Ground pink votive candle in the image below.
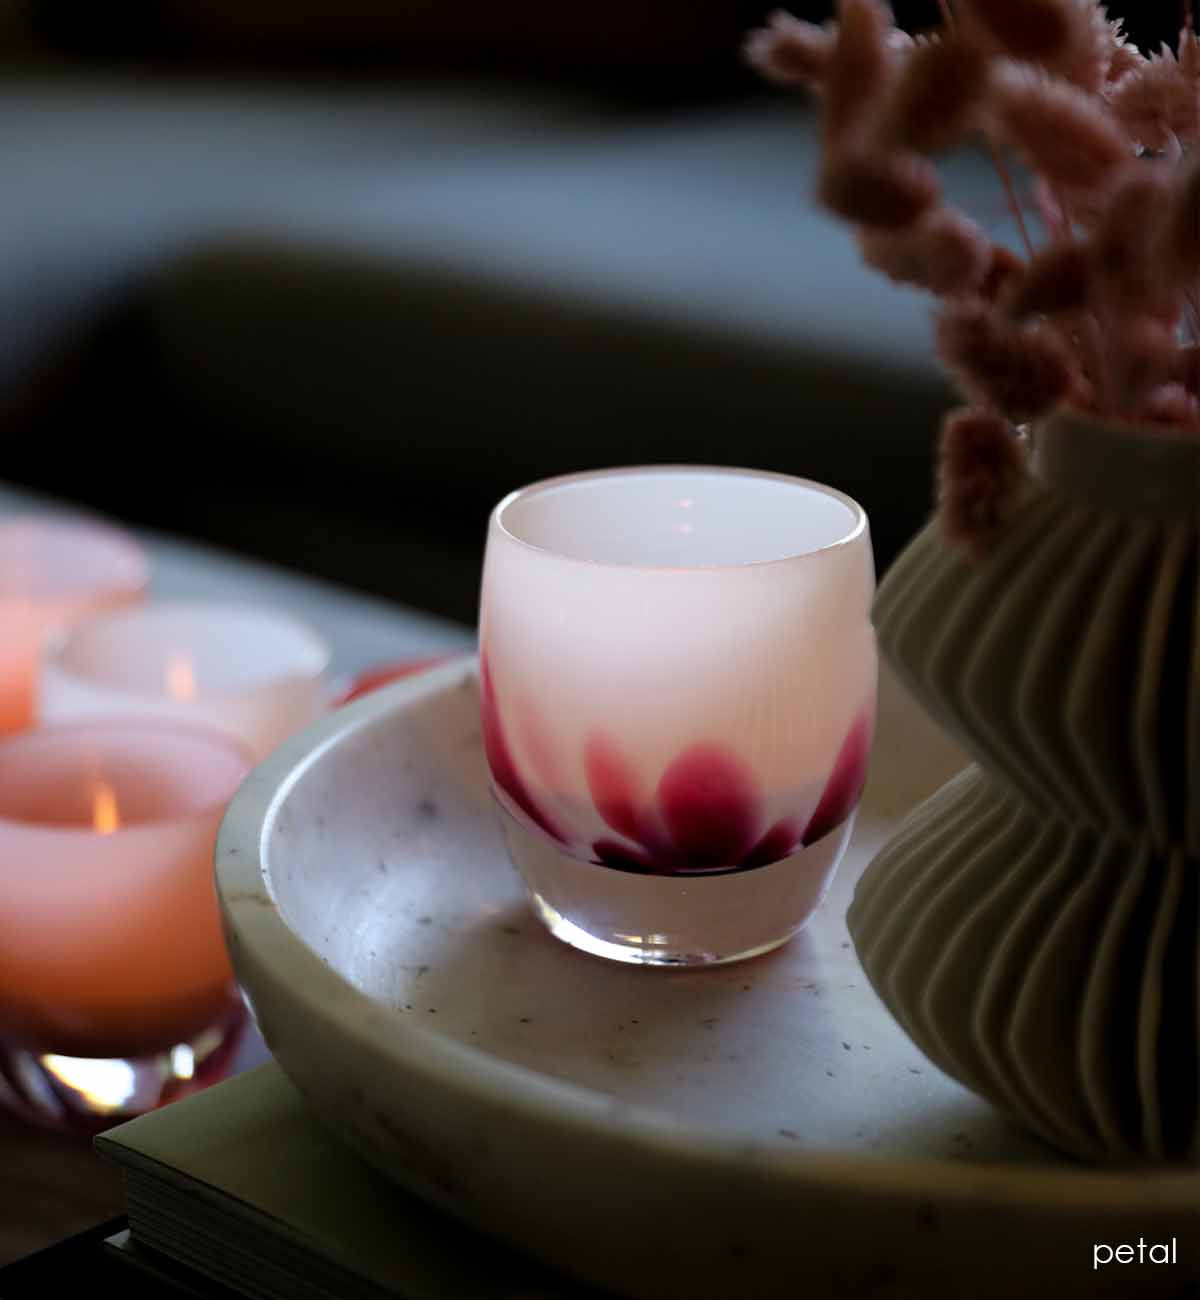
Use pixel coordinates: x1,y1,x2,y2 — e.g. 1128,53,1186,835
0,516,148,734
40,600,330,762
0,721,251,1059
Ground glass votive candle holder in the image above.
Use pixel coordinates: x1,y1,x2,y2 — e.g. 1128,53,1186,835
479,466,877,966
0,721,252,1132
39,599,331,762
0,515,148,734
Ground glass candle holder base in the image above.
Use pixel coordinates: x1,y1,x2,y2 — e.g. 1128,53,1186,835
0,998,246,1136
502,810,854,967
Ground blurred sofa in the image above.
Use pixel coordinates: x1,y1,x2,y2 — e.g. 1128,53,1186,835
1,15,979,624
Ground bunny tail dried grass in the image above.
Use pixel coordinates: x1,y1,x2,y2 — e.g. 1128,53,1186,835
1142,382,1200,425
1061,1,1130,92
1107,43,1200,150
1172,344,1200,393
1093,166,1173,304
1002,242,1093,317
936,298,1075,421
1111,316,1179,410
980,245,1028,301
882,32,989,152
989,63,1130,191
859,207,993,294
742,11,835,90
957,0,1073,62
1159,154,1200,284
824,0,897,142
1105,20,1146,84
818,149,941,228
938,407,1030,559
959,0,1111,88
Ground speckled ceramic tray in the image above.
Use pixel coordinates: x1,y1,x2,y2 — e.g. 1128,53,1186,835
217,658,1200,1300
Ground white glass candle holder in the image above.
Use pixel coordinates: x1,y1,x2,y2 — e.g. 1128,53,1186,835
0,515,148,734
480,466,877,966
0,721,251,1131
40,600,331,762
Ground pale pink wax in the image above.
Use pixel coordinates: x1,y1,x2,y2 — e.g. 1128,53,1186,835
0,517,148,734
0,722,250,1058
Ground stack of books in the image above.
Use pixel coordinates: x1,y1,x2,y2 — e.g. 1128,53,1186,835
96,1065,598,1299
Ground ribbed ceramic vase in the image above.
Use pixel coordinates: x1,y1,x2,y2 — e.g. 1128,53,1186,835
848,409,1200,1163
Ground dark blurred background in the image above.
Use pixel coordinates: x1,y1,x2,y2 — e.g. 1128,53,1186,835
0,1,1177,623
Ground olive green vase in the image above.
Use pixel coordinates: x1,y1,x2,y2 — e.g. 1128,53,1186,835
848,410,1200,1163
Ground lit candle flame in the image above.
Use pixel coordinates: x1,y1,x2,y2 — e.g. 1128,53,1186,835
166,655,197,702
92,781,120,835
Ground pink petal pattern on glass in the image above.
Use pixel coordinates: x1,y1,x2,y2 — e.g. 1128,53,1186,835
516,693,563,794
742,818,802,870
481,657,873,877
584,733,644,842
582,708,873,877
585,732,787,877
479,654,569,846
657,744,762,869
592,838,656,875
801,710,874,846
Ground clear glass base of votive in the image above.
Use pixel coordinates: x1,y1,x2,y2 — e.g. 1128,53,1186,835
0,998,247,1136
502,811,854,967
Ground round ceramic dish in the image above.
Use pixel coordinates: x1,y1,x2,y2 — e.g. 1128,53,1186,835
216,658,1200,1300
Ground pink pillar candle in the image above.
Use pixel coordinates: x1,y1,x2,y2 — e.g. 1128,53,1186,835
0,721,251,1059
0,516,148,734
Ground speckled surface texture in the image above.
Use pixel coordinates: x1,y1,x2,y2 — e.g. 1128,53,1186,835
260,671,1029,1158
218,659,1200,1299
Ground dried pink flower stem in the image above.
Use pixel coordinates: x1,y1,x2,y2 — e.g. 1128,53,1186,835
937,0,1037,260
989,142,1037,257
1085,314,1117,412
1047,181,1074,241
748,0,1200,558
1045,177,1117,411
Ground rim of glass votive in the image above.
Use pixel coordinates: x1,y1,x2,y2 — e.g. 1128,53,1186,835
491,465,868,570
0,719,253,833
0,514,149,598
43,598,332,702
